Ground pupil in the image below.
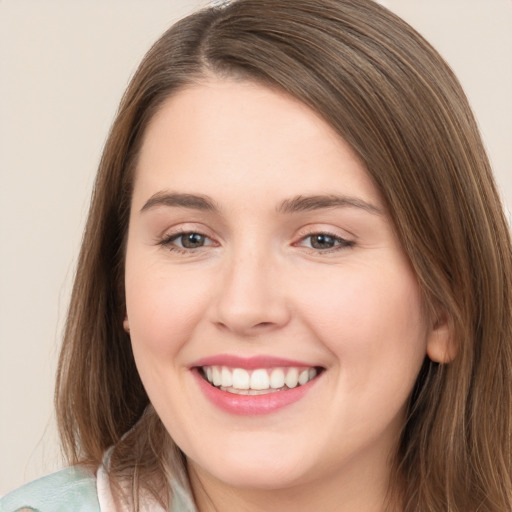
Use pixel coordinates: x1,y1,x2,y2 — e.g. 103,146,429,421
311,234,335,249
183,233,204,248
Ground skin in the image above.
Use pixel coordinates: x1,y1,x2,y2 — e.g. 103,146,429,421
124,78,451,512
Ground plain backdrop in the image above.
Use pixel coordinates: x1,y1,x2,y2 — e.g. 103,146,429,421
1,0,511,496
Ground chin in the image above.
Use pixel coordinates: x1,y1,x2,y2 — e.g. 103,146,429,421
190,448,315,491
211,467,306,491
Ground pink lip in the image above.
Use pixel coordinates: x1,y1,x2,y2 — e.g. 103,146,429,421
190,360,321,416
191,354,313,369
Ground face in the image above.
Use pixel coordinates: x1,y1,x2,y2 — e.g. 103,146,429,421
124,79,440,496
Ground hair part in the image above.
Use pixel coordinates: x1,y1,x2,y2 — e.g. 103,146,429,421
55,1,512,510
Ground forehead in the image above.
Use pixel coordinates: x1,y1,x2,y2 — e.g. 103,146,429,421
133,78,382,210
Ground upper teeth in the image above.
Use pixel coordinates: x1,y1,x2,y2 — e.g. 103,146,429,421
203,366,318,394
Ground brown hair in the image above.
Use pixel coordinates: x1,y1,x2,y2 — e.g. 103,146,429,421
55,0,512,510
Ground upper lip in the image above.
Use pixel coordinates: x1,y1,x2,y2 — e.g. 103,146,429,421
190,354,319,369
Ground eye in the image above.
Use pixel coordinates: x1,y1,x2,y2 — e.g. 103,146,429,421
160,231,216,251
298,233,353,251
174,232,208,249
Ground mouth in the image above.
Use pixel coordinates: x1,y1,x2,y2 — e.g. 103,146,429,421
198,365,323,395
190,355,325,414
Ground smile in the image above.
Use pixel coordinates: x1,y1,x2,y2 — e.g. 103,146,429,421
191,355,324,415
201,366,319,395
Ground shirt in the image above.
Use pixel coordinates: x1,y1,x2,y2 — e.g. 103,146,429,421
0,463,197,512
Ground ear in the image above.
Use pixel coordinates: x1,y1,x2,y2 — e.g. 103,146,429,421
123,316,130,333
426,310,456,363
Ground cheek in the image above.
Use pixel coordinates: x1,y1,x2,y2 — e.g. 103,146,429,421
294,262,428,445
124,260,214,423
124,259,211,359
296,260,428,379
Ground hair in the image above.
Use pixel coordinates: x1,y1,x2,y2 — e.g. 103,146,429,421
55,0,512,510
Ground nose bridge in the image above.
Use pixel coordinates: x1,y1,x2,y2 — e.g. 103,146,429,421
212,238,290,334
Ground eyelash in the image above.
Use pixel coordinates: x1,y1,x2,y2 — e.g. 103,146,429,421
158,230,217,255
157,230,354,255
296,232,355,253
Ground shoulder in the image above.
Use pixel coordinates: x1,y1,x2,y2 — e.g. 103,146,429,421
0,466,100,512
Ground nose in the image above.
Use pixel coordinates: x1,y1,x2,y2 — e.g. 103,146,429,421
211,249,291,336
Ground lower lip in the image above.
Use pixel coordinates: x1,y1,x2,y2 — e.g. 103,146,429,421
192,368,320,415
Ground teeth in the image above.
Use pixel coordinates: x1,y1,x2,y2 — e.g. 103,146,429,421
298,369,309,386
270,368,285,389
251,369,270,390
202,365,319,393
221,367,232,388
285,367,299,388
212,366,222,386
232,368,250,389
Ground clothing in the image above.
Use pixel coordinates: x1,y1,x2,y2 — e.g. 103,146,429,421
0,466,99,512
0,464,196,512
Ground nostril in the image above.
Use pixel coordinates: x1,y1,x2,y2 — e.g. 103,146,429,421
213,320,277,333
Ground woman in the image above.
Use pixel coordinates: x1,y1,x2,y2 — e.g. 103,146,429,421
2,0,511,510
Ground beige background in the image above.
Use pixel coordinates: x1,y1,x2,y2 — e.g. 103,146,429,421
1,0,511,496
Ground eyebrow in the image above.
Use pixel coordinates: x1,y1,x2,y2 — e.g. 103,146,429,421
277,194,383,215
140,191,382,216
140,192,219,213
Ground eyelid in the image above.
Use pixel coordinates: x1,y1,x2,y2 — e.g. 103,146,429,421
292,226,355,253
155,223,354,254
167,232,216,246
294,224,355,242
156,223,220,253
157,222,216,241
